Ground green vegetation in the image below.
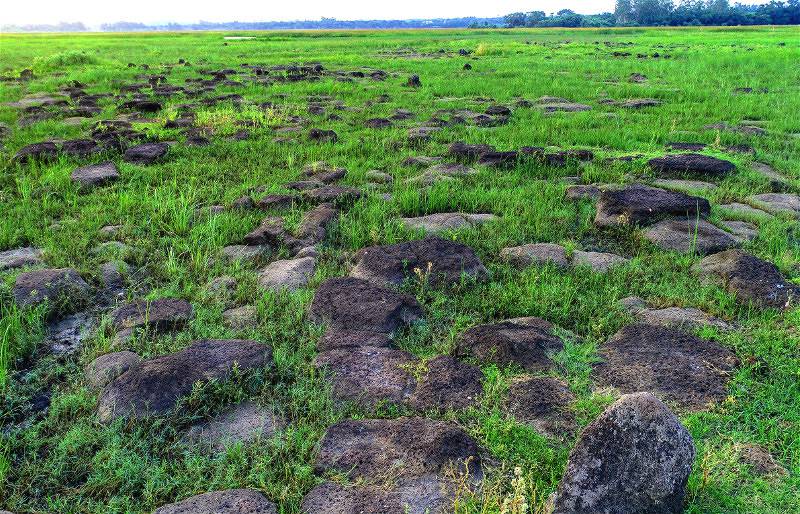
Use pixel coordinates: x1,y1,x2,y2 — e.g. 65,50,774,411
0,26,799,513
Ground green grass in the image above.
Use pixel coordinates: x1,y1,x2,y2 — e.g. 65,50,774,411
1,26,799,513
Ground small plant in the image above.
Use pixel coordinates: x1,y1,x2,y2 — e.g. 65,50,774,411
33,50,98,71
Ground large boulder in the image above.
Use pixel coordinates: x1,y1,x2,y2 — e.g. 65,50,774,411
455,317,564,372
548,393,695,514
593,324,737,410
595,184,710,227
694,249,799,309
12,268,90,311
153,489,276,514
643,218,739,255
309,277,423,333
648,153,736,177
97,339,271,421
350,237,487,287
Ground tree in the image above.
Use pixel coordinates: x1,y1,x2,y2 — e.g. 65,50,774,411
615,0,635,23
504,12,527,27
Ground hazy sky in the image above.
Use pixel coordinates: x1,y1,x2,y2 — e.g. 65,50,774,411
8,0,633,26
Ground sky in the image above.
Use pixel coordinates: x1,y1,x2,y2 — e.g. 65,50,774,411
6,0,632,26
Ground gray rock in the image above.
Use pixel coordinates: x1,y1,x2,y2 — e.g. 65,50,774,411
749,193,800,217
564,184,602,201
184,401,283,451
722,220,758,242
719,202,773,219
153,489,276,514
648,153,735,178
219,245,271,265
548,393,695,514
400,212,497,234
13,268,90,312
123,142,169,165
365,170,393,184
644,218,739,255
410,162,477,186
86,351,142,390
222,305,259,330
652,178,718,192
751,162,789,191
500,243,569,268
619,297,733,331
111,298,193,334
571,250,629,272
47,311,95,355
205,275,237,306
456,317,563,372
70,161,120,188
0,247,43,271
257,257,315,291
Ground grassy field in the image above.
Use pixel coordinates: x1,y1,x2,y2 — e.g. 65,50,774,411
1,26,799,513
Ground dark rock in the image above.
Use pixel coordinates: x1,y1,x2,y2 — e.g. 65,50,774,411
666,142,707,152
13,268,90,312
648,153,736,177
256,194,294,211
351,237,487,287
595,184,710,227
153,489,276,514
448,141,496,161
47,312,94,355
86,351,142,390
71,161,120,188
13,142,58,163
302,185,363,206
486,105,511,116
455,317,563,372
98,339,271,421
61,138,99,157
317,328,394,351
409,355,483,411
296,203,339,242
111,298,193,334
694,249,799,309
406,74,422,87
505,376,576,437
123,142,169,164
644,218,740,255
478,151,518,167
548,393,695,514
593,324,737,410
309,277,423,334
0,247,43,271
301,482,407,514
365,118,392,129
308,128,338,143
243,217,289,247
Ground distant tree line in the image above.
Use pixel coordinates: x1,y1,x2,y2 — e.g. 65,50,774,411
504,0,800,27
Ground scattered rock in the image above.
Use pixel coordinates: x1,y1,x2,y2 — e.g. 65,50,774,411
86,351,142,390
222,305,259,330
411,162,477,185
317,328,394,351
571,250,629,272
123,142,169,164
308,128,338,143
618,296,733,331
309,277,423,333
296,203,339,242
71,161,120,188
365,170,393,184
400,212,497,234
456,317,563,372
303,185,363,206
505,376,576,437
548,393,695,514
595,184,710,227
0,247,43,271
501,243,569,268
153,490,276,514
257,257,316,291
644,218,740,255
593,323,737,410
719,202,773,218
749,193,800,217
351,237,487,287
752,162,789,191
184,401,283,451
406,74,422,87
648,153,735,177
722,220,758,242
256,194,294,211
565,184,602,201
13,142,58,163
47,312,94,355
735,443,788,477
98,339,271,421
652,178,718,192
111,298,193,334
13,268,90,312
219,245,271,265
409,355,483,411
694,249,798,309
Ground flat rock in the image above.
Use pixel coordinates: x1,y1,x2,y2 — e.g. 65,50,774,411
694,249,799,309
408,355,483,411
648,153,735,177
399,213,497,234
302,185,363,206
595,184,711,227
571,250,629,272
735,443,788,477
652,178,718,192
501,243,569,268
719,202,773,218
565,184,602,201
749,193,800,217
593,323,737,410
257,257,315,291
184,401,282,451
296,203,339,242
301,482,415,514
98,339,271,421
111,298,193,333
317,328,394,351
455,317,563,372
505,376,576,438
644,218,739,255
222,305,259,330
13,268,90,311
71,161,120,188
752,162,789,191
537,102,592,113
722,220,758,242
0,247,43,271
309,277,423,333
123,142,169,164
350,237,487,287
548,393,695,514
619,297,733,331
153,489,276,514
13,142,58,163
86,351,142,390
219,245,271,265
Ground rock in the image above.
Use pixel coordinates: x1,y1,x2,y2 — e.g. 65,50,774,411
184,401,282,452
13,142,58,163
409,355,483,412
351,237,487,288
722,220,758,242
593,324,737,410
548,393,695,514
62,139,100,157
565,184,602,201
222,305,259,330
99,225,123,240
303,185,363,206
0,247,43,271
402,155,442,167
400,212,497,234
571,250,629,272
301,482,410,514
644,218,740,255
365,118,392,129
500,243,569,268
619,297,733,331
752,162,789,191
153,489,276,514
231,195,255,210
205,275,237,306
98,339,271,421
411,162,476,185
111,298,193,334
13,268,90,312
256,194,294,211
407,126,440,145
365,170,393,184
243,217,289,246
309,277,423,333
123,142,169,164
505,376,576,437
257,257,315,291
648,153,735,177
537,102,592,113
70,161,120,188
314,346,417,407
595,184,711,227
694,249,799,309
719,202,773,218
313,417,481,513
666,142,707,151
297,203,339,242
652,179,718,192
308,128,338,143
317,328,394,351
455,317,563,372
620,98,662,108
47,312,94,355
406,74,422,87
735,443,787,477
302,162,347,183
448,141,496,161
749,193,800,217
219,245,271,265
477,151,518,168
85,351,142,390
